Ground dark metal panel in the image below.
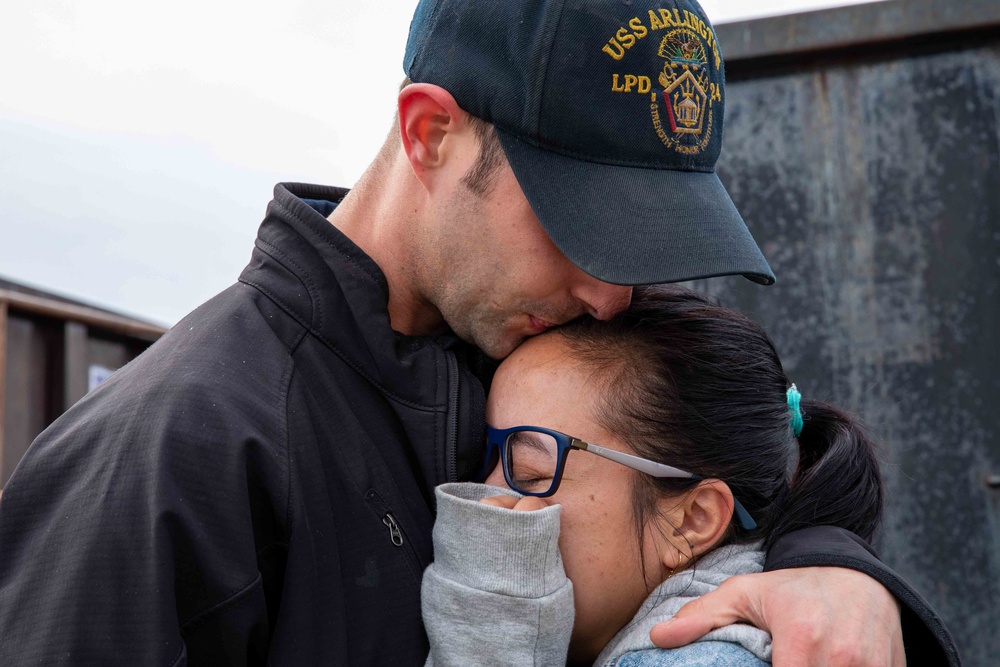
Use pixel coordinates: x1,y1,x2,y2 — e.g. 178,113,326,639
63,321,88,411
0,301,7,486
716,0,1000,62
87,335,133,371
692,32,1000,665
0,281,165,490
1,315,154,488
84,333,134,395
1,314,61,487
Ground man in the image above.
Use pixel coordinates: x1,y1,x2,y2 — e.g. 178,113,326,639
0,0,957,665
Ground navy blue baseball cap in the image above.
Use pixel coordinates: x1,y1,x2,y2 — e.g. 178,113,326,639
404,0,774,286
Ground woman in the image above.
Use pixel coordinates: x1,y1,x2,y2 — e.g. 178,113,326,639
421,286,883,666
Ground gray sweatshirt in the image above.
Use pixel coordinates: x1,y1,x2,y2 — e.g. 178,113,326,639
422,483,771,666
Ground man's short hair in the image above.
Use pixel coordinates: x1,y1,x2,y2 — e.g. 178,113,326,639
460,109,504,196
378,78,505,196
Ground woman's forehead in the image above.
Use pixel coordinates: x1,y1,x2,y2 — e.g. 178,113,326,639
488,334,599,426
494,335,573,391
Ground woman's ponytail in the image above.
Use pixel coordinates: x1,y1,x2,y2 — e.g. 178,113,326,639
766,399,884,550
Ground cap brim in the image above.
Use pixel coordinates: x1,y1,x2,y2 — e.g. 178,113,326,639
496,128,775,286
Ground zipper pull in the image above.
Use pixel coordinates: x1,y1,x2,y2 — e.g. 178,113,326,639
382,513,404,547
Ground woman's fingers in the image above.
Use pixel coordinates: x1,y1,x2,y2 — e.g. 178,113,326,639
479,495,547,512
512,496,547,512
648,578,751,647
479,495,520,509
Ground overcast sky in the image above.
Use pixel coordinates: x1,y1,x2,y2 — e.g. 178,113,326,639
0,0,883,326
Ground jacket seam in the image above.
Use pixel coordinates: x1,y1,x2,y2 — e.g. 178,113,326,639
254,236,321,331
279,353,296,542
171,350,295,641
240,270,445,415
272,197,385,289
178,573,264,635
251,197,449,414
256,541,290,559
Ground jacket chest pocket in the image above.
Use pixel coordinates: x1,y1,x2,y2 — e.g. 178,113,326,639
364,489,424,587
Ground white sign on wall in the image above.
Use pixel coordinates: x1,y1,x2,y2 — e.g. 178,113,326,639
88,365,115,393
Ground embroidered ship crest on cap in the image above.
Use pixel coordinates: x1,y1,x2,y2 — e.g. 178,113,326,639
651,27,718,155
600,7,724,158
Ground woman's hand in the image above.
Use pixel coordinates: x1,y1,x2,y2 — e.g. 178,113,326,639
480,495,548,511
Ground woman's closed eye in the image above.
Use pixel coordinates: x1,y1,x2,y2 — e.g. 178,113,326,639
509,463,553,491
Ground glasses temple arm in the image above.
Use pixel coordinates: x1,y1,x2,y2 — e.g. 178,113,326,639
573,440,696,479
573,440,758,531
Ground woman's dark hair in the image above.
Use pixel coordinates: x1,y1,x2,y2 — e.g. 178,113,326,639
557,285,883,554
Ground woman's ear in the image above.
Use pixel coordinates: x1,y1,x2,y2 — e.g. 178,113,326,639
396,83,475,192
670,480,736,559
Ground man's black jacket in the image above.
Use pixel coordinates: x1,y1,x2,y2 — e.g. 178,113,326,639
0,183,958,665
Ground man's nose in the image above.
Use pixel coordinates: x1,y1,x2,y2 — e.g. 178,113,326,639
573,280,633,321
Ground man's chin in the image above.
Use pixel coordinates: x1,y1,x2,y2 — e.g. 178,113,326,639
468,316,560,359
472,328,531,360
478,337,522,360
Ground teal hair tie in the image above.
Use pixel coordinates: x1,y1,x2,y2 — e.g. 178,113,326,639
787,384,804,437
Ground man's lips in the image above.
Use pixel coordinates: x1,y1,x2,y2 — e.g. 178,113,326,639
528,315,556,333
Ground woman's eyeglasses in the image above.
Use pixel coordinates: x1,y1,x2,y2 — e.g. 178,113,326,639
478,424,757,531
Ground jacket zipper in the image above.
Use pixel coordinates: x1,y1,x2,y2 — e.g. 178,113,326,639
366,489,422,585
382,513,403,546
444,352,461,483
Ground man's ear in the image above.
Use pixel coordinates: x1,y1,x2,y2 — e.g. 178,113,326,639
666,480,737,562
397,83,474,192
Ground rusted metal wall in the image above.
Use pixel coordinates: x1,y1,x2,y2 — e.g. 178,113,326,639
690,2,1000,664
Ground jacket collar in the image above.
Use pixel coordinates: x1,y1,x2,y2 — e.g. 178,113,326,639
241,182,474,412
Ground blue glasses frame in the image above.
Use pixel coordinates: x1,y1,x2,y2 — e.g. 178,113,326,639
480,425,756,531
